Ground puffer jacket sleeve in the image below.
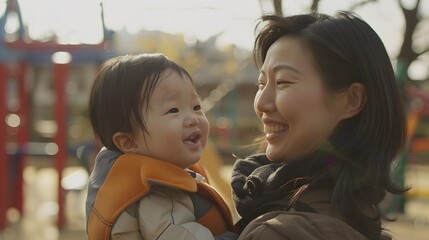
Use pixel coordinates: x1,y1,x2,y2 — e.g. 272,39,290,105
156,222,214,240
111,185,215,240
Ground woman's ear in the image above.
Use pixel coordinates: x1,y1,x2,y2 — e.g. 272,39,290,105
112,132,139,153
338,82,367,120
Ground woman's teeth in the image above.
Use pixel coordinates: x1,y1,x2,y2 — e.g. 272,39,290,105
264,124,288,134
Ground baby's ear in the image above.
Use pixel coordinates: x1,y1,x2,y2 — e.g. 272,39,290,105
112,132,138,153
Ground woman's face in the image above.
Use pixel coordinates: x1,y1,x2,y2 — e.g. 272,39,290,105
255,36,344,162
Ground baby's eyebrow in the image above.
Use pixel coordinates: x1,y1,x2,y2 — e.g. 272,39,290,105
162,92,178,103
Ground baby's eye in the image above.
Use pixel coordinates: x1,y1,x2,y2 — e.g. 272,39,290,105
194,105,202,111
166,108,179,114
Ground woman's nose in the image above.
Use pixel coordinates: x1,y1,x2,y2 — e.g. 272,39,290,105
255,86,276,114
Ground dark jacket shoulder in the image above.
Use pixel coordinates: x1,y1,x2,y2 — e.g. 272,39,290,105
238,211,368,240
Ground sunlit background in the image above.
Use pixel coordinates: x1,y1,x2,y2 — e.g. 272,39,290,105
0,0,428,239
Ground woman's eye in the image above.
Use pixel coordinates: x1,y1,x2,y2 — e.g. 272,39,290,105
194,105,202,111
166,108,179,114
277,80,292,86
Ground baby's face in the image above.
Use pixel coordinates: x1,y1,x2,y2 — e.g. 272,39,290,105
133,71,209,168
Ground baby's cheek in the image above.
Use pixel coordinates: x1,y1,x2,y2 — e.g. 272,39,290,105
201,118,210,141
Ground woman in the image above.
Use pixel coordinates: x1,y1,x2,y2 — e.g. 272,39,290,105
231,11,406,240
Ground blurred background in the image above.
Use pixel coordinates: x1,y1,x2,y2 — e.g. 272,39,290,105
0,0,428,239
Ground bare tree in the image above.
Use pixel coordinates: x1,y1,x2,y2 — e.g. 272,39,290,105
270,0,428,82
391,0,429,213
270,0,321,15
310,0,321,12
397,0,428,83
350,0,377,11
273,0,283,16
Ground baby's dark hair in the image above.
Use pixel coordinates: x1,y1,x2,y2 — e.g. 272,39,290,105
89,53,192,151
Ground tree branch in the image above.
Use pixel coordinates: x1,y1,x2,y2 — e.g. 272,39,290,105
415,0,422,11
350,0,377,11
399,0,422,20
398,0,404,9
417,47,429,57
310,0,320,12
273,0,283,16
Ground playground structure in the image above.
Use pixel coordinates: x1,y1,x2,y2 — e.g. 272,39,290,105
0,0,428,233
403,84,429,198
0,0,114,229
0,0,235,231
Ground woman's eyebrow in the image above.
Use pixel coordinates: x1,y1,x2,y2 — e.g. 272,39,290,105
259,63,301,75
272,64,301,74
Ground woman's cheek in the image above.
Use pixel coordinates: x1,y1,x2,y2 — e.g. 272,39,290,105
283,90,321,116
291,91,331,130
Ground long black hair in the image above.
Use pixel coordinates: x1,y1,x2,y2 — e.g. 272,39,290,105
254,11,407,239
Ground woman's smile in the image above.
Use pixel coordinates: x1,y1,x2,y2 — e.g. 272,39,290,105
264,123,289,141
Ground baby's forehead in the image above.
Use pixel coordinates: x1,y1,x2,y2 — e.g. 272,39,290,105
159,87,199,101
157,76,194,89
155,76,198,99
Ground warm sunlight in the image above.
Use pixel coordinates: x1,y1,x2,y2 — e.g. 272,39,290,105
5,0,425,53
18,0,104,44
1,1,429,240
1,0,425,78
13,0,262,49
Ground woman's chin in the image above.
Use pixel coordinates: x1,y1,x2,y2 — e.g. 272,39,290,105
265,149,283,162
265,147,301,163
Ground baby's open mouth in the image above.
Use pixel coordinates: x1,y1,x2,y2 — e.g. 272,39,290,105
185,133,201,144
